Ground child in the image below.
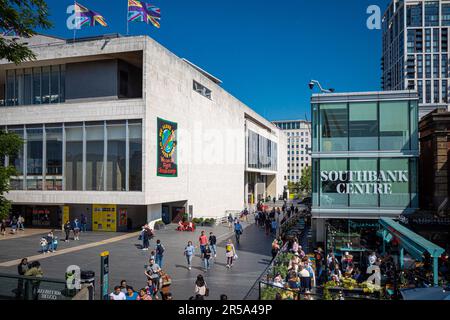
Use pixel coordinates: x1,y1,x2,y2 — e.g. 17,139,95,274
40,237,48,254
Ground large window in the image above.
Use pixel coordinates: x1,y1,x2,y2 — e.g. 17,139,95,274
26,126,43,190
46,125,63,190
5,120,143,192
319,159,348,208
315,158,417,209
246,130,278,171
379,101,410,150
65,124,83,191
349,102,378,151
8,126,24,190
320,103,348,152
407,4,422,27
86,123,105,191
443,4,450,26
425,1,439,26
129,120,142,191
380,158,410,207
107,121,126,191
3,65,65,107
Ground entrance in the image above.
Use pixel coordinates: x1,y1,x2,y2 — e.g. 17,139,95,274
11,205,62,228
171,207,185,223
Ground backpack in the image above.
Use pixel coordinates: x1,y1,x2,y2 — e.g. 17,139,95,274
156,244,165,255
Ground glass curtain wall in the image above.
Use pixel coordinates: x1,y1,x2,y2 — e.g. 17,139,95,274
46,125,63,190
129,120,142,191
65,124,83,191
6,121,142,191
315,100,414,152
106,121,126,191
3,65,65,107
246,129,278,171
86,123,105,191
26,126,43,190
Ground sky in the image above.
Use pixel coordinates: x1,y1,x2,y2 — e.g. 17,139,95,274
38,0,391,121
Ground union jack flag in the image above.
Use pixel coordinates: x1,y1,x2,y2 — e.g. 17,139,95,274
128,0,161,29
74,2,108,28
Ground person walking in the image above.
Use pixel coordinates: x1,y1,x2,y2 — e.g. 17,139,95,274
10,216,18,234
110,286,126,300
203,244,212,271
199,231,208,256
63,220,71,242
73,219,81,240
234,221,243,244
17,215,25,231
194,275,208,298
225,239,236,269
144,258,162,284
1,219,7,236
227,213,233,229
209,232,217,258
184,241,195,270
80,214,87,232
155,240,165,268
264,217,271,236
125,286,139,300
142,226,150,251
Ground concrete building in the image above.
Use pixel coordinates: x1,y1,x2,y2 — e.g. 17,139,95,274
311,91,419,243
0,33,287,231
382,0,450,118
272,120,311,183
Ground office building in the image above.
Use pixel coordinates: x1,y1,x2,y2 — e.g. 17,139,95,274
382,0,450,117
272,120,311,183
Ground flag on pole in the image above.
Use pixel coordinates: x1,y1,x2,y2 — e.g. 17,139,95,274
128,0,161,28
74,2,108,28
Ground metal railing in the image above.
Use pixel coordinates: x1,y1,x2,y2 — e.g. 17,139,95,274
0,272,78,300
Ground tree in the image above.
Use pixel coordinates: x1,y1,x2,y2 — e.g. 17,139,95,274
0,131,23,219
0,0,52,64
299,166,312,194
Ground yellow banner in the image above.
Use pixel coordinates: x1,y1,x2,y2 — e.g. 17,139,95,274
92,204,117,232
62,206,70,228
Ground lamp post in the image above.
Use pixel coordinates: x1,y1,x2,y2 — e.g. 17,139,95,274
308,80,335,94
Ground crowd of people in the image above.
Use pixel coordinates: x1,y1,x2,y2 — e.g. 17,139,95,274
1,215,25,235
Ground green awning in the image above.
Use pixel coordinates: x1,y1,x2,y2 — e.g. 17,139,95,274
379,218,445,259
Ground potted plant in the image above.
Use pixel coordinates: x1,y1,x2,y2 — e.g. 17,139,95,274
203,218,216,227
154,220,165,230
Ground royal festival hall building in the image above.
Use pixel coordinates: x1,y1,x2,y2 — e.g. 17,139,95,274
0,33,287,231
311,91,420,243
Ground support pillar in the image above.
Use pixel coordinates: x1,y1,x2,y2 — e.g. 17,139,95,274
399,247,404,270
433,256,439,287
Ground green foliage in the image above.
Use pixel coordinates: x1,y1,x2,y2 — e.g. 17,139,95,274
0,131,23,220
260,286,283,300
192,218,204,224
154,220,165,226
0,0,52,64
299,166,312,194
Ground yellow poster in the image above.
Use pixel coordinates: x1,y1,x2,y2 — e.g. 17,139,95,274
92,204,117,232
62,206,70,229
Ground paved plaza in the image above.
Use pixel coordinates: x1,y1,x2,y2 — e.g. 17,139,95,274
0,220,274,300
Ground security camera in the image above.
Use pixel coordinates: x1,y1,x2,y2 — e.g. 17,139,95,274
308,81,315,90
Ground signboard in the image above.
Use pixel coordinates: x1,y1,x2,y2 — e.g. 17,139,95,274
157,117,178,177
119,209,127,227
320,170,408,195
100,251,109,300
92,204,117,232
62,206,70,228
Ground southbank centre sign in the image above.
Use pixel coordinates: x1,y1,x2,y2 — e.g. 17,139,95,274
320,170,409,195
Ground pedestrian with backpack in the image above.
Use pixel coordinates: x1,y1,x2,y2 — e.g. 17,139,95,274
155,240,165,268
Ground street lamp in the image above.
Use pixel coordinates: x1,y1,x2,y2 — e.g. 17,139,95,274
308,80,335,93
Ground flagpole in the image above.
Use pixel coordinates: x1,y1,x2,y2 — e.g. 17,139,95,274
126,1,129,36
73,1,76,45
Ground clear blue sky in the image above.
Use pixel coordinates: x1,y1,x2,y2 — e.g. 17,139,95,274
40,0,390,121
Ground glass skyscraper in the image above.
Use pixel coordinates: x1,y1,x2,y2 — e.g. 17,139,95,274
382,0,450,117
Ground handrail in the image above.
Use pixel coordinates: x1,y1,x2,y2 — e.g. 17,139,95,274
0,272,66,284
